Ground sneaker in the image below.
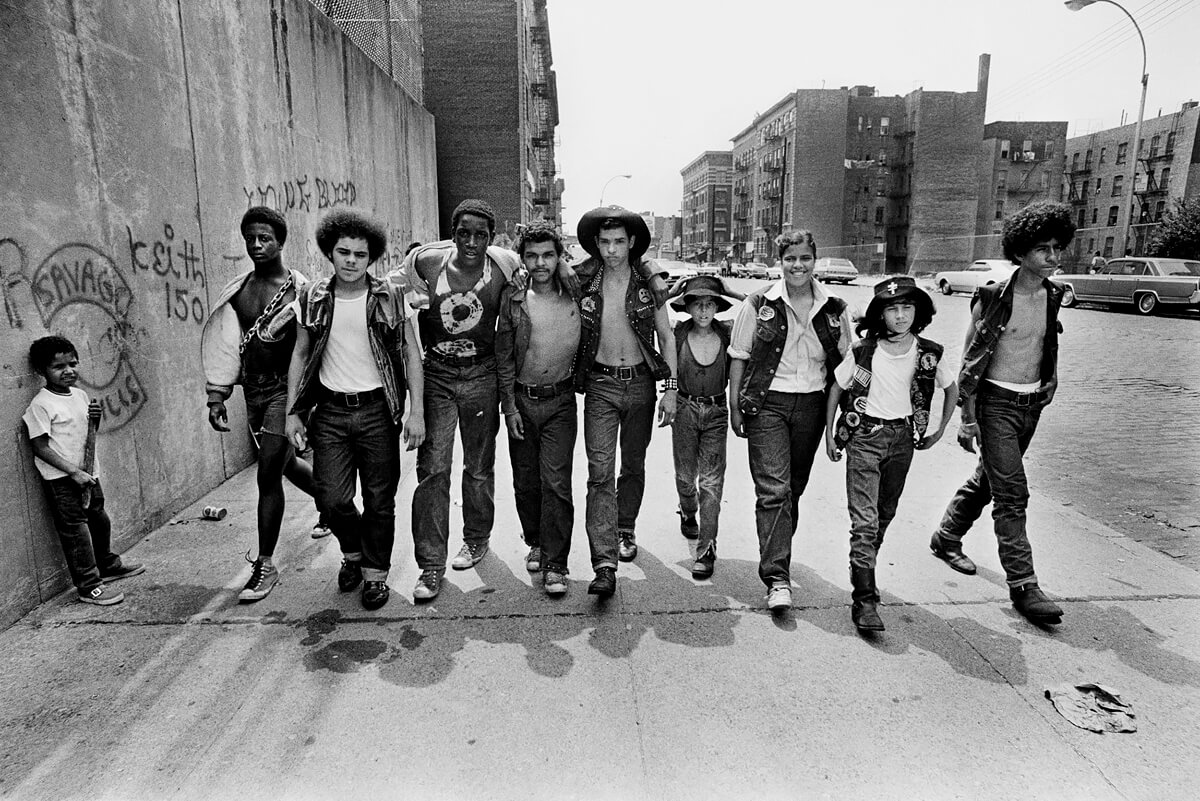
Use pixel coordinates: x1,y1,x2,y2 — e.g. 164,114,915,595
413,569,444,602
524,546,542,573
451,542,489,570
337,560,363,592
543,570,568,597
617,531,638,562
100,563,145,582
588,567,617,597
78,584,124,606
766,584,792,611
238,557,278,602
361,580,390,610
311,521,333,539
679,509,699,540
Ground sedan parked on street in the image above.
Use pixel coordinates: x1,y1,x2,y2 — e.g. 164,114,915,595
743,262,770,280
813,257,859,284
934,259,1017,295
1055,257,1200,315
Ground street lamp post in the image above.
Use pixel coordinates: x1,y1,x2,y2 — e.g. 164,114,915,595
1065,0,1148,255
599,173,632,207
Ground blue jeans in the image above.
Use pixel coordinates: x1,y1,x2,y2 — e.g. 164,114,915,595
934,393,1043,587
508,390,577,573
42,477,122,593
745,390,826,588
845,422,915,569
310,397,400,581
583,373,656,570
412,362,501,570
672,397,728,554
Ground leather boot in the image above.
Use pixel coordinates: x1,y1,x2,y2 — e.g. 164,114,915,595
850,566,885,632
1010,583,1063,623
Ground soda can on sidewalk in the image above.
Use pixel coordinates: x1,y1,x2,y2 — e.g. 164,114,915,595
201,506,227,521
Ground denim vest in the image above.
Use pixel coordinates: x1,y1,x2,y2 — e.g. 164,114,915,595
573,261,670,391
291,273,409,423
833,336,944,449
737,291,846,416
958,277,1063,403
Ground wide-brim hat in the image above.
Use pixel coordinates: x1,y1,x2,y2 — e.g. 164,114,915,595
864,275,935,322
577,206,651,262
669,275,735,312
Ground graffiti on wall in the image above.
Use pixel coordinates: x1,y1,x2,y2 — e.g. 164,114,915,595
1,237,30,328
242,175,357,213
127,223,206,325
27,243,147,429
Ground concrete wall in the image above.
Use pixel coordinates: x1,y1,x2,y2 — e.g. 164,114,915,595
0,0,438,627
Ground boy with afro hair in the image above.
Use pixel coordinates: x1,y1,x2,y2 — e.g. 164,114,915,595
285,208,425,611
929,200,1076,624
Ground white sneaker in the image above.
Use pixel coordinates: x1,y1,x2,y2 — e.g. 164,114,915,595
766,584,792,611
524,546,542,573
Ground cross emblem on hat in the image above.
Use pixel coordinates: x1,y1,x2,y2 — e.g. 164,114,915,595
886,281,898,294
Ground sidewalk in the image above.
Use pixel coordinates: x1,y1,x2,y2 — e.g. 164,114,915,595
2,432,1198,800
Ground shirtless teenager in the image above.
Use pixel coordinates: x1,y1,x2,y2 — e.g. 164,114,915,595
496,222,580,596
572,206,677,598
929,201,1075,624
200,207,325,603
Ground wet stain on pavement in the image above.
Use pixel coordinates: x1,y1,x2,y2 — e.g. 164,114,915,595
398,626,425,650
298,608,342,646
305,639,388,673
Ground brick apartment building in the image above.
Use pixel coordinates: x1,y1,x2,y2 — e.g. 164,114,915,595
680,151,734,262
1064,101,1200,262
714,55,991,275
421,0,561,240
973,121,1068,258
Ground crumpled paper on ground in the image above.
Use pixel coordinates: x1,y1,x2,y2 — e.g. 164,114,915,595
1044,683,1137,733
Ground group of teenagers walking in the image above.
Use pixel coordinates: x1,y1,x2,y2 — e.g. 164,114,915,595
24,195,1077,631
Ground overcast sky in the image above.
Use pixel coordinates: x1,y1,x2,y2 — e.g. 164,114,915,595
547,0,1198,233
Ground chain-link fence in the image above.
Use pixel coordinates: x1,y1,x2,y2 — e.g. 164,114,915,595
305,0,423,103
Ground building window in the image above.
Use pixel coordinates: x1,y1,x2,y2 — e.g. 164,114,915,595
1107,206,1119,226
997,170,1007,190
1078,208,1086,228
1099,146,1106,164
1149,134,1160,157
880,117,889,136
857,116,863,132
875,207,884,224
1160,168,1170,190
1092,207,1098,224
1040,172,1048,190
1155,200,1166,221
1000,140,1011,159
1095,178,1102,195
1071,152,1079,170
997,201,1005,220
1112,174,1123,196
1103,236,1114,258
1116,142,1127,164
1084,149,1093,168
1022,139,1032,154
1165,131,1176,154
1045,140,1055,160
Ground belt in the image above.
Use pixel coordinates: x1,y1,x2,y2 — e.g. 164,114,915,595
859,414,911,427
679,391,726,406
591,362,650,380
323,387,386,408
427,350,489,368
980,384,1046,407
517,376,574,400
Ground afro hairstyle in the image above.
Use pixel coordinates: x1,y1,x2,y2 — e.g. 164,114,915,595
1002,201,1076,263
315,208,388,264
240,206,288,245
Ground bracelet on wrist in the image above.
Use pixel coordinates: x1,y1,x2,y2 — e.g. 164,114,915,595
661,378,678,392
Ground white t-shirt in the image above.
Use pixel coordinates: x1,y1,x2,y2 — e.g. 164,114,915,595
319,293,383,393
23,387,90,480
834,340,953,419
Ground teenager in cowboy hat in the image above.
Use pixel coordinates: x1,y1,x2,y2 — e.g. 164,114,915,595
825,276,956,632
571,206,677,597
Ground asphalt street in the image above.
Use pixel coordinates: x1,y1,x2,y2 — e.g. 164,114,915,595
1,275,1197,800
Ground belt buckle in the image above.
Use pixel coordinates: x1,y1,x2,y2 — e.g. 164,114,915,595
615,366,636,381
1016,392,1036,407
344,391,362,408
521,384,539,400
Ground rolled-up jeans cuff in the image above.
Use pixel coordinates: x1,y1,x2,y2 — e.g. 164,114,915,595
361,567,388,583
342,551,363,563
593,561,618,572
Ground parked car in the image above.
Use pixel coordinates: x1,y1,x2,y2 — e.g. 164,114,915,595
1054,257,1200,315
765,265,783,280
934,259,1017,295
743,262,770,280
696,262,721,276
657,260,698,284
813,257,859,284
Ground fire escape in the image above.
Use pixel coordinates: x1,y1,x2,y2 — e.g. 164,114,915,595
528,9,559,223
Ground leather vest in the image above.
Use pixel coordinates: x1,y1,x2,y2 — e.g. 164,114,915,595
737,291,846,416
958,277,1062,403
833,336,943,449
573,262,670,391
